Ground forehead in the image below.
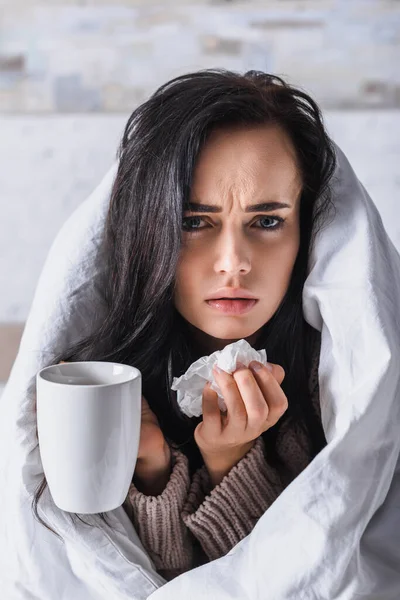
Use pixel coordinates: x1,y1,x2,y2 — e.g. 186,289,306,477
191,125,302,201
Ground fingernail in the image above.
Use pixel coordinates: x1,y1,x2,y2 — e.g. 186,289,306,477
213,364,223,374
266,362,273,371
236,361,246,370
249,361,263,372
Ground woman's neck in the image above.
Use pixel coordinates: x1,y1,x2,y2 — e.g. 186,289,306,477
187,322,262,359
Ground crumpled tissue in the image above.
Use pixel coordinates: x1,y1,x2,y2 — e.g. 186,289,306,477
171,339,267,418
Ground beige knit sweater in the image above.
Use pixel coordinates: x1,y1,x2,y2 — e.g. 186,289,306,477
125,334,323,581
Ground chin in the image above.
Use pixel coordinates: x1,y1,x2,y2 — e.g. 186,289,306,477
205,327,257,341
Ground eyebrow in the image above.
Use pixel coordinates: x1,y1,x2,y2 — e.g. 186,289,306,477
183,201,292,213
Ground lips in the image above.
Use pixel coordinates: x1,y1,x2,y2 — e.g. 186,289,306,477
216,297,248,300
206,299,258,314
206,288,258,301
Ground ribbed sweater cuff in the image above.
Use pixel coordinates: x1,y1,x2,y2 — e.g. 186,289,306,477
127,448,193,572
181,436,283,561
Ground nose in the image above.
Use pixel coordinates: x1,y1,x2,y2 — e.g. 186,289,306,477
213,229,251,276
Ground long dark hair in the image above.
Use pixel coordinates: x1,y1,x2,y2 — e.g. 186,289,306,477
32,68,337,539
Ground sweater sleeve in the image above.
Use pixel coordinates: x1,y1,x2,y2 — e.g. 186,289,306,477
181,436,284,561
127,447,196,581
126,436,285,579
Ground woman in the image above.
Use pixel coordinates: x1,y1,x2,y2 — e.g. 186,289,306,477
32,68,336,581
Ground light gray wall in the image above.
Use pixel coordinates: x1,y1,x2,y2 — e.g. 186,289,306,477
1,0,400,111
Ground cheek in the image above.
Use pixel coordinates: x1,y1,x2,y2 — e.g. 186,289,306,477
279,221,300,257
281,233,299,267
174,252,203,304
262,232,299,285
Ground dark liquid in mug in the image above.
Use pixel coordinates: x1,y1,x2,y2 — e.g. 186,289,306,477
65,377,107,385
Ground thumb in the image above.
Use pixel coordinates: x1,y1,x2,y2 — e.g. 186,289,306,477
201,382,221,422
195,382,221,445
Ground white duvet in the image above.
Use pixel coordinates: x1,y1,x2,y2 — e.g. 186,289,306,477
0,143,399,599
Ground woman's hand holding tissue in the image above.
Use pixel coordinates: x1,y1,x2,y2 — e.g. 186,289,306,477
132,395,172,496
194,361,287,487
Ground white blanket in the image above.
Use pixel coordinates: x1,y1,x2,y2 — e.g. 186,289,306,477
1,143,399,599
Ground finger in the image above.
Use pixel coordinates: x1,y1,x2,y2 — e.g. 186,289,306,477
141,396,164,434
212,365,247,429
141,395,155,418
232,365,269,430
201,382,222,438
267,362,286,386
248,362,288,428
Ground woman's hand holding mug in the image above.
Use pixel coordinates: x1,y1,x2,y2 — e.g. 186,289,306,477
132,395,172,496
194,360,288,487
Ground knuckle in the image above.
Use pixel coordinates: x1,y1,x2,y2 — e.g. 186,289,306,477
280,397,289,412
233,370,252,386
224,379,236,392
277,365,286,382
272,406,288,423
251,405,269,421
271,401,287,419
268,401,287,424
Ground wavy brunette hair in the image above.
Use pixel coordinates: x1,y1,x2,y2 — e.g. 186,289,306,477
32,68,337,539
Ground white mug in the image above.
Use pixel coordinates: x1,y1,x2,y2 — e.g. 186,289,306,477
36,361,141,514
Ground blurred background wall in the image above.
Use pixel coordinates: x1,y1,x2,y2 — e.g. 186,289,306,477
1,0,400,393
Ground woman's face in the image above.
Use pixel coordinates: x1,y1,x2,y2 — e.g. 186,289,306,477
174,124,302,356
